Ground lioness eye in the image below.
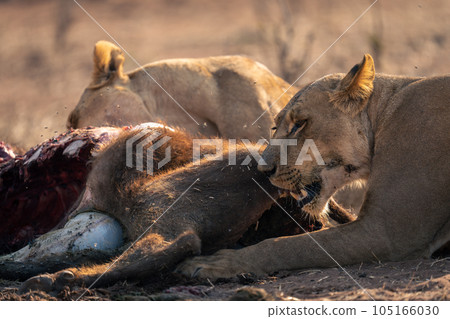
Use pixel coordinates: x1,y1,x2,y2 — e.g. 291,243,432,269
290,120,307,135
271,126,277,130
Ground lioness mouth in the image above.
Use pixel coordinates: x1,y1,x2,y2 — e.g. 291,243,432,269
288,182,322,206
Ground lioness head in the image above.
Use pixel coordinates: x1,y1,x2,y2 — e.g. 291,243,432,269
259,55,375,217
67,41,151,129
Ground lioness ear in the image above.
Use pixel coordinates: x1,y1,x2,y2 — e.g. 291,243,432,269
330,54,375,116
89,40,128,89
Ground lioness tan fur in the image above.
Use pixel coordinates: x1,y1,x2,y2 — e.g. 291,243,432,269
176,54,450,280
67,41,296,139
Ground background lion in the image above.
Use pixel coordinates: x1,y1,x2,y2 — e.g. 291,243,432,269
67,40,297,140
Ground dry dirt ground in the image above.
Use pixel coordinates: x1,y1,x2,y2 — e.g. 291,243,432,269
0,259,448,301
0,0,449,301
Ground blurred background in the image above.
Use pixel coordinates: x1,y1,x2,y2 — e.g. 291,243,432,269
1,0,449,149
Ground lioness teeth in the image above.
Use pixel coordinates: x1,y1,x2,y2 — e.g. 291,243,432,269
301,189,308,198
290,192,300,200
290,190,308,201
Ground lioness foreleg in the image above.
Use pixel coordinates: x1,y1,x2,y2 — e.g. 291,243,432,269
176,219,393,281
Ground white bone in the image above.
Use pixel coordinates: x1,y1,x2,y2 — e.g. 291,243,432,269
0,212,123,263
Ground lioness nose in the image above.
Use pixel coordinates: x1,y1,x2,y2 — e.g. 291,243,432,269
258,163,277,177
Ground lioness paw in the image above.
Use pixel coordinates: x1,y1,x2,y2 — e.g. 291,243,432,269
175,250,263,281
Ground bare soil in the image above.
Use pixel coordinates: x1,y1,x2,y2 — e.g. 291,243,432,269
0,258,448,301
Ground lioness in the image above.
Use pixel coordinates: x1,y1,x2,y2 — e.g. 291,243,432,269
176,54,450,280
67,41,296,139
